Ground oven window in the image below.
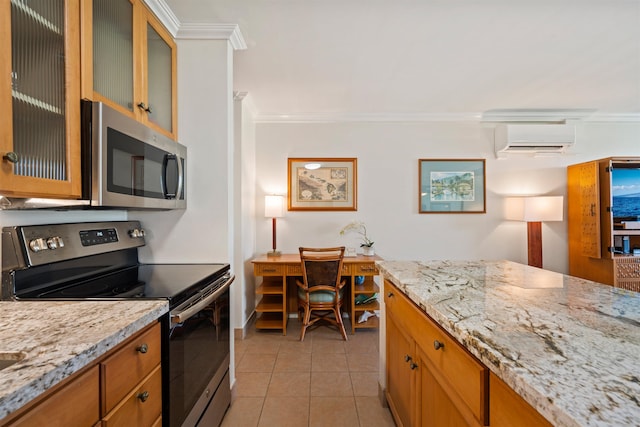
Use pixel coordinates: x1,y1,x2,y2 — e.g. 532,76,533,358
169,289,229,427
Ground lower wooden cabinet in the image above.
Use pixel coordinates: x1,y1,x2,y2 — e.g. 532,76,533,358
417,348,477,427
489,373,552,427
2,321,162,427
101,322,163,426
5,365,100,427
385,279,553,427
385,279,488,427
385,311,414,426
102,365,163,427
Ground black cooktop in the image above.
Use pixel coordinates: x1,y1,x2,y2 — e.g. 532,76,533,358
14,263,230,308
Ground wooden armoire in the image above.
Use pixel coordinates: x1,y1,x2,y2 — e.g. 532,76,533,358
567,157,640,292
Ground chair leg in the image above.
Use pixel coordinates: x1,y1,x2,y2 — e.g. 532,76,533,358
300,305,311,341
334,307,348,341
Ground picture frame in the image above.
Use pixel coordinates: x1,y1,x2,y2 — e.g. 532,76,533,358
288,158,357,211
419,159,486,213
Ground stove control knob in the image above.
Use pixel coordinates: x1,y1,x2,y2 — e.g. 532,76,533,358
129,228,146,238
47,236,64,250
29,238,47,252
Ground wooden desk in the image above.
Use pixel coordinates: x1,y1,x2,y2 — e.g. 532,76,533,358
252,253,382,335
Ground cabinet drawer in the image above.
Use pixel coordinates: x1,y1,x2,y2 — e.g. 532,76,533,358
384,280,424,333
7,365,100,427
103,365,162,427
101,322,161,414
353,263,378,275
254,264,284,276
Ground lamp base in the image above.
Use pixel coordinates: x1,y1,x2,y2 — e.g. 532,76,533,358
267,250,281,257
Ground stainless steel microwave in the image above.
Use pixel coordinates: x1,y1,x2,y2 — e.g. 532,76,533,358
81,100,186,210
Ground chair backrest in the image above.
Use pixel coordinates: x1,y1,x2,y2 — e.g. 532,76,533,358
299,247,345,290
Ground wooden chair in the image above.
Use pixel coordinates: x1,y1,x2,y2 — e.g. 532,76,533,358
296,246,348,341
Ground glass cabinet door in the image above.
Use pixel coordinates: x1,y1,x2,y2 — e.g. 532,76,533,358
86,0,176,138
91,0,134,112
146,19,174,133
0,0,81,198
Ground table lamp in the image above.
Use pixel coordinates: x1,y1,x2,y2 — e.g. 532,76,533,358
265,195,284,257
505,196,563,268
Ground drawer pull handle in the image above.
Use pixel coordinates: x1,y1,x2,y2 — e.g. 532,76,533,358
263,268,276,272
404,354,412,362
409,362,418,370
433,340,444,350
137,344,148,354
137,391,150,402
387,292,394,298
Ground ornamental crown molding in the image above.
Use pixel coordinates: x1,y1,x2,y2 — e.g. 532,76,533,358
252,111,640,124
144,1,247,49
176,24,247,50
144,0,180,36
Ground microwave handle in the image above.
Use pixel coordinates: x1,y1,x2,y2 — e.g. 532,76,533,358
162,154,178,199
177,154,185,200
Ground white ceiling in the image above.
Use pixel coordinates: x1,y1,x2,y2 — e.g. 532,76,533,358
164,0,640,121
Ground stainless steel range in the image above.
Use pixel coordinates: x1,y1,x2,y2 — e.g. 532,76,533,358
1,221,233,427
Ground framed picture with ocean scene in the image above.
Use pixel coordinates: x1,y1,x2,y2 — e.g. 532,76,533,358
419,159,486,213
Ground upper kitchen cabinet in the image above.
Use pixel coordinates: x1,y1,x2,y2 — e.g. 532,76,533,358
0,0,82,198
81,0,177,139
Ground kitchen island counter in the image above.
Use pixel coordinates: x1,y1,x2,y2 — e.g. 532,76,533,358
0,300,168,420
377,260,640,427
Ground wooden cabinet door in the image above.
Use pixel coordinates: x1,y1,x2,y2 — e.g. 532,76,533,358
141,8,176,136
599,160,615,259
415,346,483,427
82,0,176,139
578,161,601,258
385,310,414,427
84,0,135,114
6,366,100,427
489,373,551,427
1,0,82,198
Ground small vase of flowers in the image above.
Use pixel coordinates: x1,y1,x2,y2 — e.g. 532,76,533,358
339,221,375,256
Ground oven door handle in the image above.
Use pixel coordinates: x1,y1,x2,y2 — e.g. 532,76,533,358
171,275,234,324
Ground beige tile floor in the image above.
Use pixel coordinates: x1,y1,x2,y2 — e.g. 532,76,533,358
222,319,396,427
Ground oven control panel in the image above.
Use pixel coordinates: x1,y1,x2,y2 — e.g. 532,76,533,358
79,228,118,246
2,221,146,268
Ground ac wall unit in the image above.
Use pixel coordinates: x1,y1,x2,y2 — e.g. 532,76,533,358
494,124,575,158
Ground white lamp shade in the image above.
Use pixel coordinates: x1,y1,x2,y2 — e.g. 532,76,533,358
505,196,563,222
265,195,285,218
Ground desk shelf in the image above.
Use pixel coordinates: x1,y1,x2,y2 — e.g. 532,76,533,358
352,280,381,333
253,267,287,335
256,281,283,295
255,313,286,330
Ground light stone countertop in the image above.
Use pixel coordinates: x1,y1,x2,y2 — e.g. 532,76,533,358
377,259,640,427
0,300,169,420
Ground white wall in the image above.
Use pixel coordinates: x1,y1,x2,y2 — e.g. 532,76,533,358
254,120,640,274
136,39,234,265
233,93,257,335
